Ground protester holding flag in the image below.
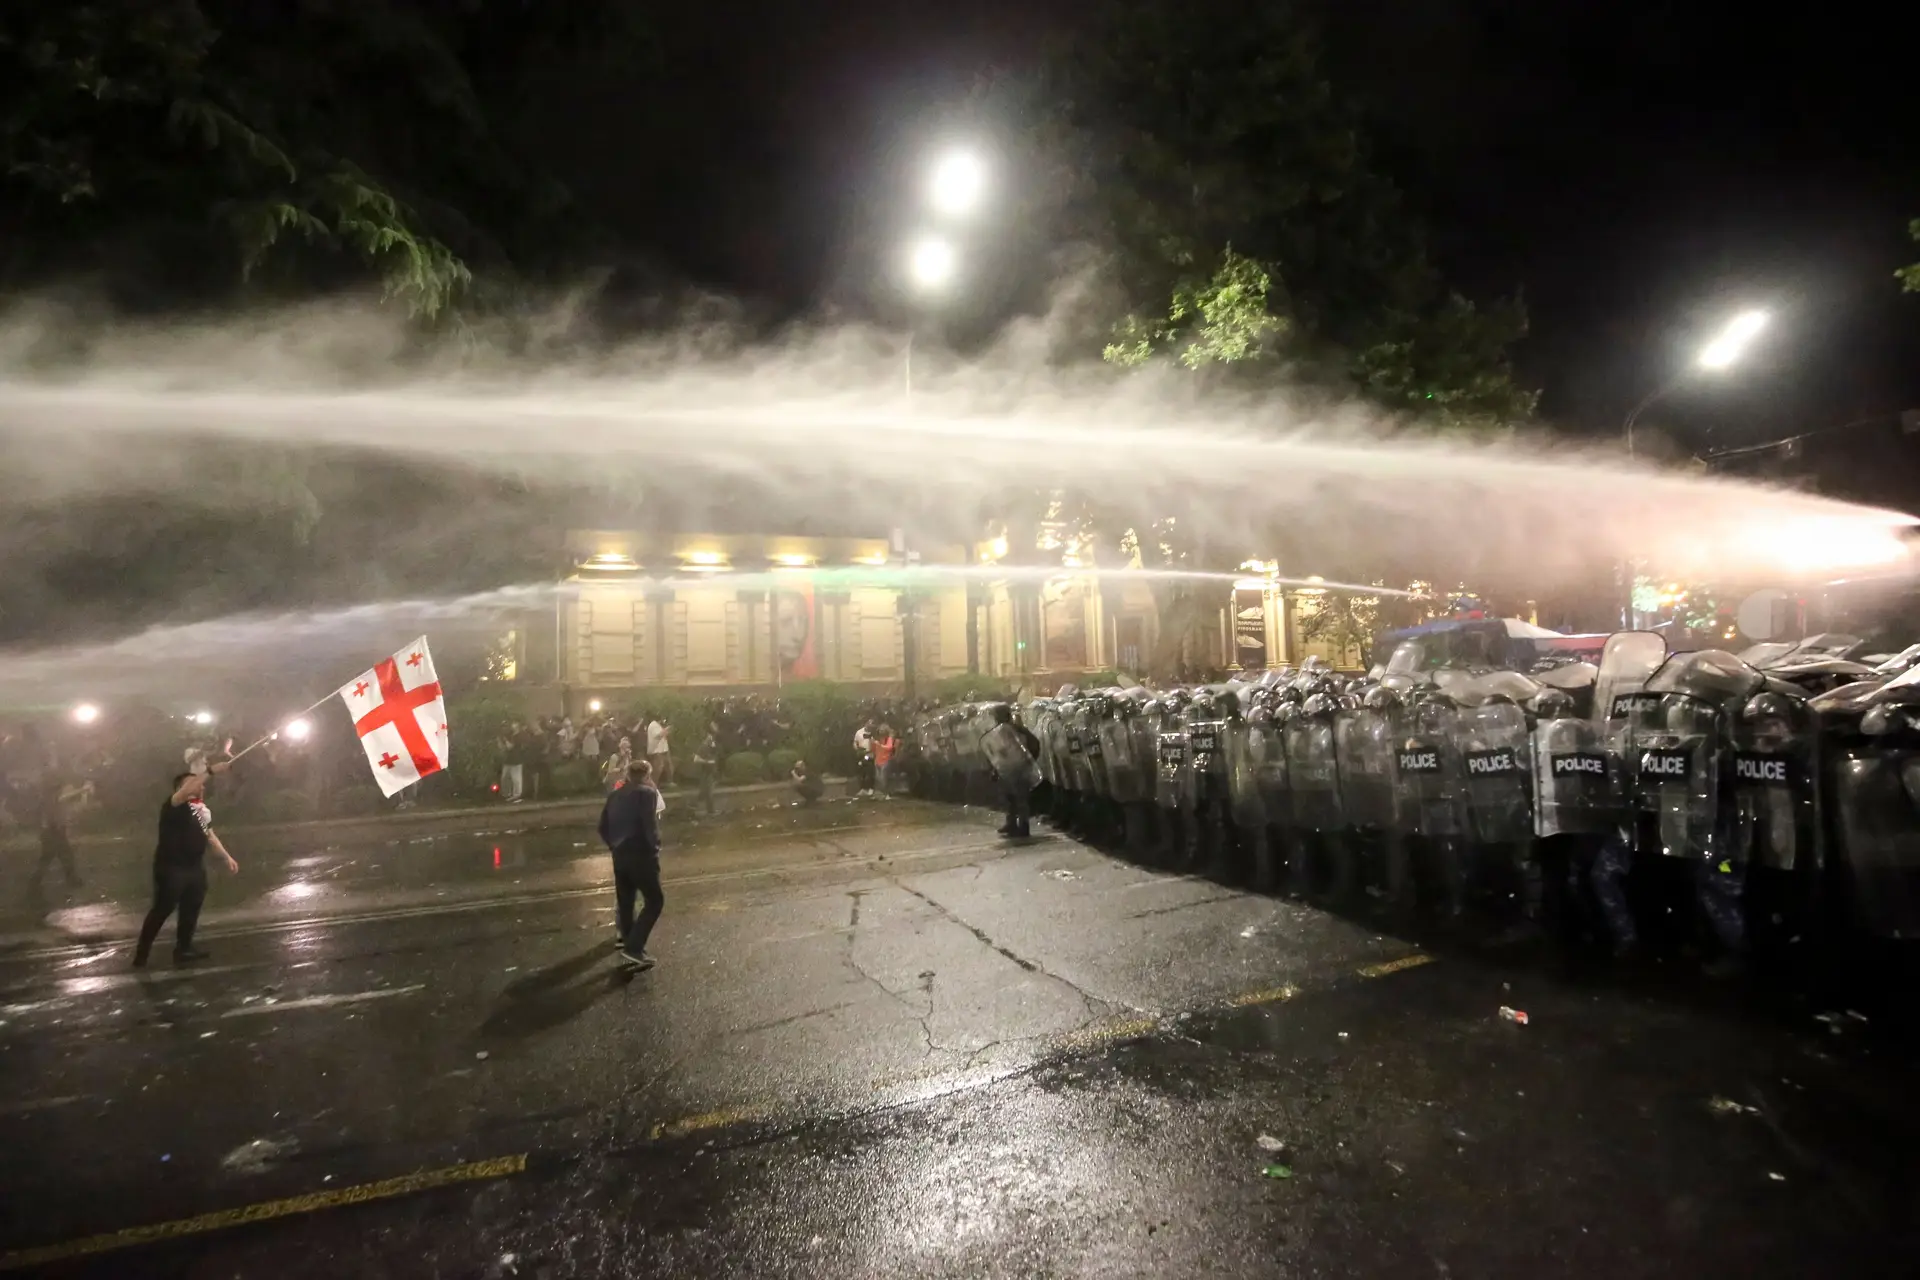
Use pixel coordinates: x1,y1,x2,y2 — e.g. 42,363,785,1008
134,762,239,967
598,758,665,970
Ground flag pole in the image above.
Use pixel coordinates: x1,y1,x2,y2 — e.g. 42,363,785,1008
226,689,341,764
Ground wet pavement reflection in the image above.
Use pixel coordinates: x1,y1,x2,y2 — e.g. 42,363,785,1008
0,800,1915,1276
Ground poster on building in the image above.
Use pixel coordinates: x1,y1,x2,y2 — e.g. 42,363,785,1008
1233,587,1267,669
1043,578,1087,670
774,583,818,679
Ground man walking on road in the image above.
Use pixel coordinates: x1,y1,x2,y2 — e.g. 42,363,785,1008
599,758,664,970
134,765,240,967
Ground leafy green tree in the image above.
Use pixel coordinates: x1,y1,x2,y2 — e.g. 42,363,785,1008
1017,0,1535,424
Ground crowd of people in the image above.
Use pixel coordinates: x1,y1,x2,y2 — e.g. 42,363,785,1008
491,695,925,809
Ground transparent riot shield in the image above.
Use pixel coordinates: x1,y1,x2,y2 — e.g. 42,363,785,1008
1634,651,1759,860
1186,707,1228,799
1224,713,1268,832
1726,708,1817,873
1286,713,1341,832
1823,743,1920,939
1155,712,1191,813
1593,631,1672,733
1100,698,1149,805
983,721,1040,793
1250,709,1290,827
1531,715,1616,837
1811,681,1920,939
1391,700,1468,840
1028,700,1059,790
1334,705,1396,834
1457,699,1534,847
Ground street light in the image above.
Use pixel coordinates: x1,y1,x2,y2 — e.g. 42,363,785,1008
928,151,985,218
191,709,215,726
1697,309,1768,370
71,702,100,725
283,717,313,742
1625,308,1771,458
907,235,957,293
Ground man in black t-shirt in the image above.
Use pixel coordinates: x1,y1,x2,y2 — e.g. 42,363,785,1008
133,767,240,967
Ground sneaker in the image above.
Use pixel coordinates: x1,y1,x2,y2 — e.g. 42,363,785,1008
618,949,656,970
174,948,211,963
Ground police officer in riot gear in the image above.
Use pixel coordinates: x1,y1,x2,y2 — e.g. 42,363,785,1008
1529,688,1638,962
1287,691,1343,899
982,703,1040,839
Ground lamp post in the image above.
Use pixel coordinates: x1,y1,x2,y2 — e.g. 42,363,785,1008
1623,309,1769,458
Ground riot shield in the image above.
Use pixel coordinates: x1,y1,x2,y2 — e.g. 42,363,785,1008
1592,631,1671,731
1823,741,1920,938
1099,697,1149,804
1391,699,1468,839
983,721,1040,792
1726,702,1817,873
1633,651,1759,860
1155,721,1191,812
1334,705,1396,833
1249,708,1290,823
1531,715,1616,837
1286,713,1341,832
1457,698,1534,846
1224,712,1268,831
1028,700,1059,788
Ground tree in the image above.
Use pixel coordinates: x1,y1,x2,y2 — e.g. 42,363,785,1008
1900,218,1920,293
1,1,647,311
1019,0,1535,424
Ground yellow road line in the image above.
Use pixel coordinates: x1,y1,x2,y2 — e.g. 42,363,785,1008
649,1105,766,1140
1356,953,1435,979
1059,1016,1159,1050
1228,984,1298,1007
0,1154,527,1271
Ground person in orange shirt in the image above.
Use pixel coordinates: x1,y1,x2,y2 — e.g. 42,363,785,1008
873,724,899,798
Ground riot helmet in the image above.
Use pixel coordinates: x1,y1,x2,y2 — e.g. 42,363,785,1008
1362,685,1402,712
1527,688,1575,719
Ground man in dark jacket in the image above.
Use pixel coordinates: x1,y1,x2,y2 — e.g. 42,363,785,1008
598,759,664,969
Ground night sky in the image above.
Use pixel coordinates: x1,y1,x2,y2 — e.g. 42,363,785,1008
538,2,1918,484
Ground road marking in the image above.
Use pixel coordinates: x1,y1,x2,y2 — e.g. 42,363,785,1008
1059,1016,1159,1050
0,1094,83,1117
1228,984,1299,1007
219,985,424,1019
1356,953,1434,979
649,1105,766,1139
1,836,1043,967
0,1153,527,1271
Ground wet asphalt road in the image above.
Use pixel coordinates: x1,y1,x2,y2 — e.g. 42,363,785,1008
1,798,1916,1277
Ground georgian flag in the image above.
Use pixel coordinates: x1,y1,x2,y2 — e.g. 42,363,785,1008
339,636,449,797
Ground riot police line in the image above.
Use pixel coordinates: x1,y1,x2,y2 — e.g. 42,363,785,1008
905,632,1920,979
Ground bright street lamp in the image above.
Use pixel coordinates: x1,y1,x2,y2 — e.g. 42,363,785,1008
1696,309,1768,370
191,709,215,726
907,236,958,293
283,717,313,742
71,702,100,725
1625,308,1772,458
928,151,985,218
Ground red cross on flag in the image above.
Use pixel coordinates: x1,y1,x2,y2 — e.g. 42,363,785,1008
339,635,448,797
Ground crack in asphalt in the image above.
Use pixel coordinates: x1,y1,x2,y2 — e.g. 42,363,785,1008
890,880,1128,1023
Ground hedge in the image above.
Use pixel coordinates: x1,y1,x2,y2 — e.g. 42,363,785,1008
720,751,766,786
765,748,800,781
